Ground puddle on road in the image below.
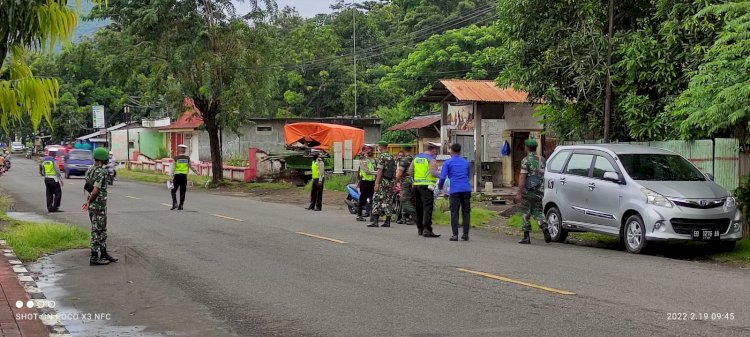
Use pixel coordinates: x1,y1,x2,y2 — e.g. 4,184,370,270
5,211,58,223
29,256,179,337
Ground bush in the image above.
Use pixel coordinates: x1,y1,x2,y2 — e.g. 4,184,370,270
224,154,248,167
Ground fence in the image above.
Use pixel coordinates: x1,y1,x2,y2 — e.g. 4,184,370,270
563,139,740,191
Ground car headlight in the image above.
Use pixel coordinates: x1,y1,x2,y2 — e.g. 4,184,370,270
641,188,673,208
725,196,737,209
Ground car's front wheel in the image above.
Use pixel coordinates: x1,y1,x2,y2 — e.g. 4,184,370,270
545,206,568,243
624,214,647,254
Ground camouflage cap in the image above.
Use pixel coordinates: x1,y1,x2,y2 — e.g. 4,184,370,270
378,140,389,147
524,138,538,147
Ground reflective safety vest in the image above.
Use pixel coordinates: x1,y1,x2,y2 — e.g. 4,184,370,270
175,158,189,175
43,160,57,178
311,160,320,179
413,156,437,186
360,158,376,181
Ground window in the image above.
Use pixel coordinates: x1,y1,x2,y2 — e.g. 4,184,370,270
547,150,571,173
564,153,594,177
256,126,273,132
618,154,705,181
592,156,616,179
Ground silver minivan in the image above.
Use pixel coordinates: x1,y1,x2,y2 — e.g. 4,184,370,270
542,144,743,253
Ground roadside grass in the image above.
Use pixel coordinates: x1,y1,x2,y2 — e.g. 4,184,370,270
0,195,89,262
432,197,499,227
304,173,355,193
711,240,750,265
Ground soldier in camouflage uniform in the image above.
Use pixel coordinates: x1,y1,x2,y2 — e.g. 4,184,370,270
395,144,415,225
369,141,397,228
82,147,117,265
516,139,552,244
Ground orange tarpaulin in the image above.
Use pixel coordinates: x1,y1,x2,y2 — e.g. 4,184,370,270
284,123,365,155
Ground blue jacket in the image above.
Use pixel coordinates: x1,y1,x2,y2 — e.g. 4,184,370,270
438,155,472,194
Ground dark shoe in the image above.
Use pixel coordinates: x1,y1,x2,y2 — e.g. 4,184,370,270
306,206,314,210
541,223,552,243
356,216,366,221
89,252,110,266
170,204,177,210
422,232,441,238
381,216,391,228
100,248,118,263
396,219,404,224
518,232,531,244
418,229,423,236
314,208,321,211
177,205,183,210
368,215,380,227
449,235,459,241
461,233,469,241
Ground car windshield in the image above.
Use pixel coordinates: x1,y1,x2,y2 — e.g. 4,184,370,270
618,154,706,181
69,151,92,160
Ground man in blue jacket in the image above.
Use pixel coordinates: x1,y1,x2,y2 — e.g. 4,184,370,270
439,143,472,241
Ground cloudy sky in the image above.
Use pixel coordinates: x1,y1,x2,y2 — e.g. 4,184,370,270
235,0,368,17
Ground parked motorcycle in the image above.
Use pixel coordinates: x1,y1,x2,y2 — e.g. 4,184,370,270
345,184,360,214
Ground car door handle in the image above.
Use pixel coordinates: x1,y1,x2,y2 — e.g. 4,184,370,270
588,182,596,190
559,178,566,185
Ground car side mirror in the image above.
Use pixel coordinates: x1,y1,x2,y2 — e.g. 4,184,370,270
603,171,621,183
705,173,714,181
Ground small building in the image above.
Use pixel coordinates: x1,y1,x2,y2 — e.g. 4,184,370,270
77,122,131,152
418,79,543,191
109,118,170,162
388,114,441,153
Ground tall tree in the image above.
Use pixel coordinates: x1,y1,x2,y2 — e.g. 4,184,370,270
94,0,278,184
0,0,102,131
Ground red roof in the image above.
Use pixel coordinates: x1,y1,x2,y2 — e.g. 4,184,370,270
160,97,204,131
388,114,441,131
419,80,530,103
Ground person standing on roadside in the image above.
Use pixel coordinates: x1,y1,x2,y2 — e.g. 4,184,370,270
42,152,63,212
82,148,116,265
169,144,191,210
395,145,415,225
439,143,472,241
356,144,377,222
369,141,397,228
307,150,325,211
408,142,441,238
516,138,551,244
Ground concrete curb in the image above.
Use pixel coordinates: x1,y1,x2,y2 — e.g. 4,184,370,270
0,240,72,337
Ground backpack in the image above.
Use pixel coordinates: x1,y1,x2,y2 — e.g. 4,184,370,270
382,156,397,180
83,167,97,193
524,155,545,191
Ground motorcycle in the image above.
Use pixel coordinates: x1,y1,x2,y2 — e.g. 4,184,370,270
25,150,32,159
106,162,117,186
345,184,360,214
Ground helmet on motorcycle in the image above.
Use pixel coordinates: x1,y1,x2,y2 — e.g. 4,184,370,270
93,148,109,161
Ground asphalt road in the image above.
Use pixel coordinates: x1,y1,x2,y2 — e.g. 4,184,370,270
2,158,750,337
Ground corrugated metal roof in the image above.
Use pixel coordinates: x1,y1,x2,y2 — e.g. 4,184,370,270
419,80,529,103
388,114,441,131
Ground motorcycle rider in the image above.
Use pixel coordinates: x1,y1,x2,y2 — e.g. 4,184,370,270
106,151,117,184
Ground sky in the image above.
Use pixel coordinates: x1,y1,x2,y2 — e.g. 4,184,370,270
235,0,368,17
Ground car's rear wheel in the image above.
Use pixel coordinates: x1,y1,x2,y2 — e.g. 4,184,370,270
545,206,568,243
624,214,647,254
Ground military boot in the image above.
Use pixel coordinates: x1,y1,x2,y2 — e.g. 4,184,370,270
381,215,391,228
101,248,118,263
518,232,531,244
367,214,380,227
90,251,110,266
540,222,552,243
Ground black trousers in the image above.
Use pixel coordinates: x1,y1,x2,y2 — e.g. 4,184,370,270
44,178,62,212
358,180,375,216
309,178,324,210
449,192,471,236
171,174,187,206
414,185,435,234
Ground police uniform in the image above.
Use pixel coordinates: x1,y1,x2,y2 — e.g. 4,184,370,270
308,154,325,211
518,139,551,244
170,146,191,210
42,156,62,212
369,141,397,227
409,144,441,238
85,148,116,265
356,146,377,221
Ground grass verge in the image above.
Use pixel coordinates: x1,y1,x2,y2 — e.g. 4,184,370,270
117,169,296,191
711,240,750,265
0,195,89,262
304,173,355,193
431,197,499,227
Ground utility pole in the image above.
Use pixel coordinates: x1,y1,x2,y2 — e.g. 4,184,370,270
125,105,131,169
603,0,614,143
353,2,358,118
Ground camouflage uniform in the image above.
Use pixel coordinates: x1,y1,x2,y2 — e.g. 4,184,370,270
398,154,415,218
372,152,395,217
85,165,108,254
520,152,546,233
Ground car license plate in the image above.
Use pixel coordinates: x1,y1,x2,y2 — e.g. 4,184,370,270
691,229,720,241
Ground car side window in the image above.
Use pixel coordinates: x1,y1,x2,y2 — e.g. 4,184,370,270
592,155,617,179
547,150,571,173
564,153,594,177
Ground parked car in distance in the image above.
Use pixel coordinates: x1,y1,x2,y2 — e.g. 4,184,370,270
542,144,742,254
64,149,94,179
10,142,24,153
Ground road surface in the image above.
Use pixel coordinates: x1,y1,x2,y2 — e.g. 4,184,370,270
1,158,749,337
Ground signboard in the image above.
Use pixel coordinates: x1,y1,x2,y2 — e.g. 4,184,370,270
92,106,105,129
447,103,474,131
